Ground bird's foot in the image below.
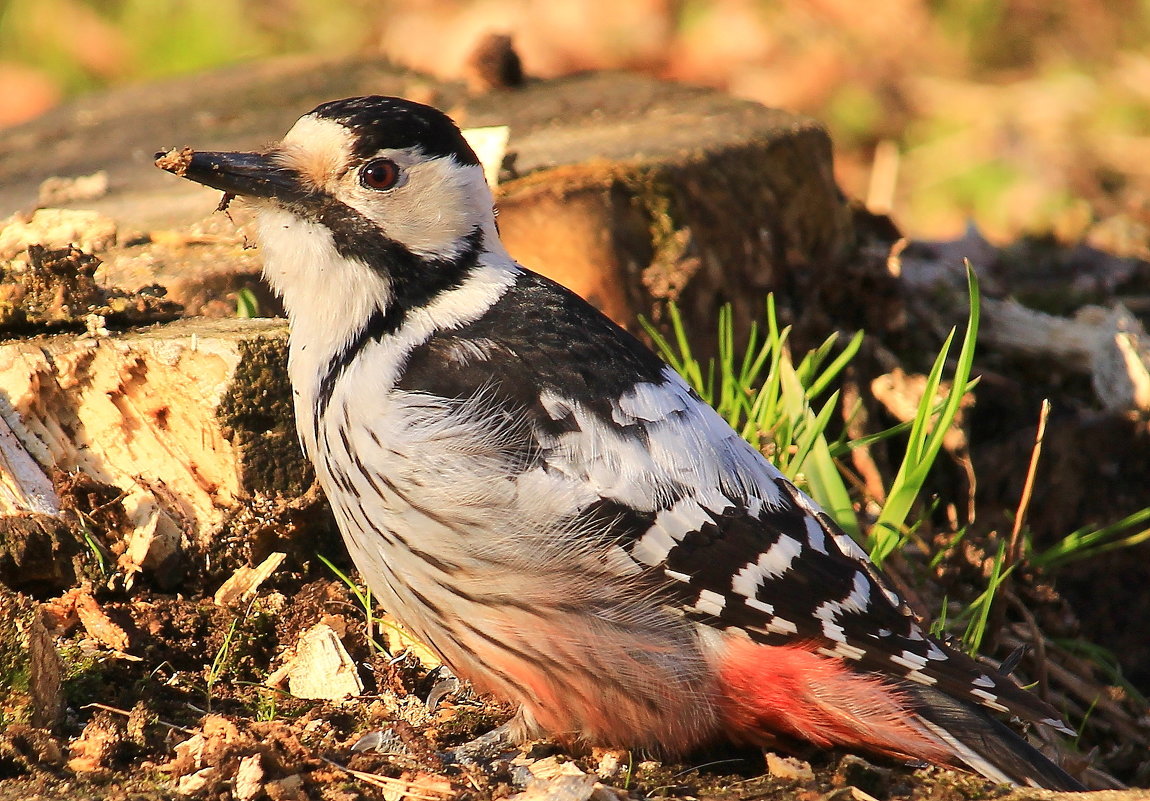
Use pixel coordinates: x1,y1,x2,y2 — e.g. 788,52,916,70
443,720,521,767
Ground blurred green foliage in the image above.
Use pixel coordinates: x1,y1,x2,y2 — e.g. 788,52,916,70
2,0,1148,239
0,0,377,94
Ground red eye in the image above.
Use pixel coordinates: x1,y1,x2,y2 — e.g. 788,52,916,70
361,159,400,190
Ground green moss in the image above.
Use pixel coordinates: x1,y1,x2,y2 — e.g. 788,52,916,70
0,598,34,727
624,168,692,307
58,641,110,711
216,336,313,496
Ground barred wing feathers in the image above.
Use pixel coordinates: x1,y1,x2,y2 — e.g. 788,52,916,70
396,270,1068,736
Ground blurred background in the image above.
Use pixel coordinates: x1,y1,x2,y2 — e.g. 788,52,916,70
1,0,1149,243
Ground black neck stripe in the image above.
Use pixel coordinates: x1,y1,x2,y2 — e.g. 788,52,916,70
311,221,485,421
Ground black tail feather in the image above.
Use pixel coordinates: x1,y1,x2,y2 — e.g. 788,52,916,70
905,684,1084,791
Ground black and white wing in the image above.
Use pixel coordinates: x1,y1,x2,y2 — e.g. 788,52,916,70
397,269,1068,733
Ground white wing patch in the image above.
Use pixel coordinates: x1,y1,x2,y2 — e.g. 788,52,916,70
658,499,714,536
693,589,727,617
892,650,930,671
752,615,799,636
614,379,694,423
818,642,867,660
970,689,1008,712
746,597,775,616
731,534,803,597
632,498,716,566
813,570,872,643
803,515,828,554
631,523,679,567
540,366,787,517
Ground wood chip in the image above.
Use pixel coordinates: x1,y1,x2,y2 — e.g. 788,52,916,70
462,126,509,189
509,775,598,801
176,767,217,795
870,367,969,453
214,551,287,607
40,589,82,634
38,171,109,206
234,753,265,801
74,588,130,652
66,710,126,773
0,208,117,259
529,756,589,781
282,623,364,700
154,147,194,177
0,412,61,515
766,753,815,782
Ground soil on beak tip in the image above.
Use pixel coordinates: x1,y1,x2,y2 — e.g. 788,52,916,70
154,147,194,177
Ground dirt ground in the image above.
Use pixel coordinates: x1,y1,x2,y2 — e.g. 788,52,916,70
0,529,1086,801
0,225,1147,801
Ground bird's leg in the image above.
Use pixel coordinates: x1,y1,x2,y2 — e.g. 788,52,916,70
444,707,540,767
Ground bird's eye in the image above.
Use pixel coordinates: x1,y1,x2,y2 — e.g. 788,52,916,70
360,159,401,190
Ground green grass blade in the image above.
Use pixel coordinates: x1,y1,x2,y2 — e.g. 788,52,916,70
962,540,1014,655
930,596,949,638
1031,507,1150,569
789,391,841,476
870,265,981,564
795,333,839,387
803,438,862,538
639,315,681,373
806,330,864,400
318,553,389,655
235,287,260,318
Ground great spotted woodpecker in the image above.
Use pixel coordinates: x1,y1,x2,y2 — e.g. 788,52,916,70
157,95,1082,790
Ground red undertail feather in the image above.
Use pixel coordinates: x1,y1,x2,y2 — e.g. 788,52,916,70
716,637,950,764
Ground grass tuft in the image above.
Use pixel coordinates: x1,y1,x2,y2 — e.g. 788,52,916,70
643,266,982,556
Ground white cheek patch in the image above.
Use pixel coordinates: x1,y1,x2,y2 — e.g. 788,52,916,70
347,156,494,262
273,111,507,266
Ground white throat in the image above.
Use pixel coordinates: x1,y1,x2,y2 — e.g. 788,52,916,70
257,208,390,398
256,207,520,450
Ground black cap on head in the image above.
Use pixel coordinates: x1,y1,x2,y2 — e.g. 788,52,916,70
310,96,482,167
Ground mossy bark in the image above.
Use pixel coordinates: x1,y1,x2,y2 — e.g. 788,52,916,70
0,587,61,730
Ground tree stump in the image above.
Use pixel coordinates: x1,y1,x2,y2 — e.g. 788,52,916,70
0,59,874,344
0,59,884,580
0,318,304,572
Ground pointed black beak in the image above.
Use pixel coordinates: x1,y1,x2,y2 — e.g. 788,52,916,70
154,148,303,202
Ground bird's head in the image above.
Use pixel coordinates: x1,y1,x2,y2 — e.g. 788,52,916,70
157,96,505,328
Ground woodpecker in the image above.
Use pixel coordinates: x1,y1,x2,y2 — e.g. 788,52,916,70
157,96,1083,790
